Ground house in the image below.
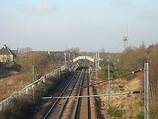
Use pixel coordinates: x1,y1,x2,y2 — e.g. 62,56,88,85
0,45,17,63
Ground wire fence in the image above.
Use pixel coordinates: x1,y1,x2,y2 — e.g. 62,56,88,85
0,65,68,111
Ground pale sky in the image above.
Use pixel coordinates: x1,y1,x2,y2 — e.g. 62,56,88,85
0,0,158,52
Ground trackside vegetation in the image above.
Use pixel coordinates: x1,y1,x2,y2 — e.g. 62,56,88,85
107,106,123,118
0,71,71,119
98,43,158,118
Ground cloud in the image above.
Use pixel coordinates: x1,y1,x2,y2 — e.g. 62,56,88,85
19,1,54,13
136,11,158,20
109,0,132,8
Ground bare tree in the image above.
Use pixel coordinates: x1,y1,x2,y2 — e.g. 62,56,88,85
18,47,32,54
17,51,51,79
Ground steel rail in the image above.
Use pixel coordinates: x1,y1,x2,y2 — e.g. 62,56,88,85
56,69,84,119
43,71,80,119
73,69,86,119
87,70,90,119
43,69,92,119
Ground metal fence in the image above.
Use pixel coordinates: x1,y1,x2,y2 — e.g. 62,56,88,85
0,65,67,111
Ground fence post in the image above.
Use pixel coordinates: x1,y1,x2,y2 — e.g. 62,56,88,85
0,66,66,111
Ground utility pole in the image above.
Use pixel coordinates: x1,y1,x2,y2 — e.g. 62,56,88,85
64,52,67,66
107,57,111,106
95,52,98,68
89,69,91,81
96,70,98,80
95,52,99,79
58,61,61,78
68,52,70,66
107,64,111,106
69,52,70,60
98,51,100,68
32,66,35,104
144,63,149,119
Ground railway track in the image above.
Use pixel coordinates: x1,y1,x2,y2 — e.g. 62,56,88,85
43,69,90,119
72,69,90,119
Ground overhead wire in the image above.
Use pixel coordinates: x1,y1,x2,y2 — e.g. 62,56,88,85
42,91,144,99
53,69,142,96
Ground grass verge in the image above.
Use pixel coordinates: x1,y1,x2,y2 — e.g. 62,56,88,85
107,106,123,118
0,70,71,119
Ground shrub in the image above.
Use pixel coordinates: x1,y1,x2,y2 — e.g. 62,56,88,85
136,112,144,119
107,106,123,118
149,108,158,119
0,96,34,119
137,100,144,107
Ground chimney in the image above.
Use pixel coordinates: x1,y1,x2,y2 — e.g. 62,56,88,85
3,44,7,48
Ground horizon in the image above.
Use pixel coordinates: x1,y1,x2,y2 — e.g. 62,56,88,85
1,0,158,52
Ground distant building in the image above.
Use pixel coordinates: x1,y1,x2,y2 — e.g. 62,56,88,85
0,45,17,63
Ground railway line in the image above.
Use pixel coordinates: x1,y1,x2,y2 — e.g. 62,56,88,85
43,68,90,119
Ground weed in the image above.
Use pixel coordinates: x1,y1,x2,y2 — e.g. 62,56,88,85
149,108,158,119
107,106,123,118
136,112,144,119
137,100,144,107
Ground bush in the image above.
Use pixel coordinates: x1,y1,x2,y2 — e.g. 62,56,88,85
137,100,144,107
136,112,144,119
0,96,34,119
107,106,123,118
149,108,158,119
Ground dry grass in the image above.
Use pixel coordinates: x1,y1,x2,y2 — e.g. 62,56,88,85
0,73,30,101
94,78,144,118
0,61,57,101
0,71,70,119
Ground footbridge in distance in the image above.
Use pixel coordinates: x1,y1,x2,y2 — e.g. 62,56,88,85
72,56,95,63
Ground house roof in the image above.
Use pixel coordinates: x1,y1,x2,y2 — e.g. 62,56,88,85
0,45,16,57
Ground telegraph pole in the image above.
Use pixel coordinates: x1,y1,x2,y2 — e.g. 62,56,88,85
107,64,111,106
144,63,149,119
95,52,98,68
58,61,61,78
95,52,98,79
64,52,67,66
98,51,100,68
32,66,35,104
107,57,111,106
